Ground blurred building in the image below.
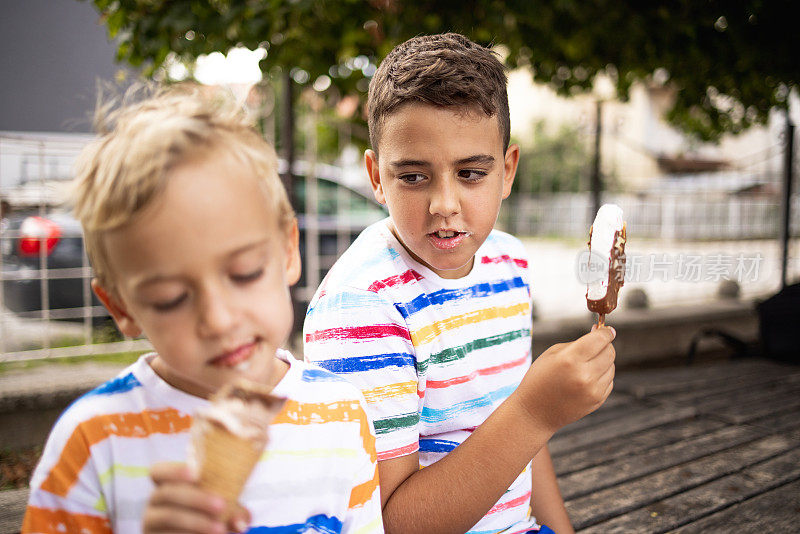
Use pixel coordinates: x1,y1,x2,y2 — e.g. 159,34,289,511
1,0,129,202
507,70,798,192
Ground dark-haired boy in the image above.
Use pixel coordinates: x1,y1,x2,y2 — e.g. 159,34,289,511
305,33,615,534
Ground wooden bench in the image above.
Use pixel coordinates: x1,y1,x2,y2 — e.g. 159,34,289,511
553,357,800,532
3,357,798,533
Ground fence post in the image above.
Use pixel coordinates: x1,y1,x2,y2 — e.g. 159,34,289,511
589,100,603,222
280,71,295,206
661,195,676,240
781,115,795,290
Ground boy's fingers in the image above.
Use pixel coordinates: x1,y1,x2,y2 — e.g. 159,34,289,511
150,461,196,484
583,342,615,388
597,364,615,402
144,507,225,534
572,326,616,360
589,342,616,374
228,503,252,533
149,482,226,516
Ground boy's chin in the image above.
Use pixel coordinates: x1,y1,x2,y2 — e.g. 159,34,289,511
227,348,287,390
425,258,476,279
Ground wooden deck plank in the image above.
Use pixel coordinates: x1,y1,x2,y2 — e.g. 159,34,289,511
613,360,788,398
550,405,697,456
552,416,728,476
742,407,800,441
695,391,800,425
651,372,800,405
665,479,800,533
560,423,770,500
567,435,798,530
663,375,800,411
576,444,800,533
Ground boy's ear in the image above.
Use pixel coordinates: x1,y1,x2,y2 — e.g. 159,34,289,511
501,144,520,199
91,279,142,338
284,219,302,286
365,149,386,205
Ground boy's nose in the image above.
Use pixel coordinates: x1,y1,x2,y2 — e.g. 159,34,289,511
197,287,236,337
429,178,460,218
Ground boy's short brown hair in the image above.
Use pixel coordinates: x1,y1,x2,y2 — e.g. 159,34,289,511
72,84,294,293
367,33,510,153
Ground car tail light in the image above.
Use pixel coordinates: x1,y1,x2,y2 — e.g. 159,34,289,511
19,216,62,256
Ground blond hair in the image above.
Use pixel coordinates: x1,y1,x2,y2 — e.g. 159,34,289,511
72,83,294,291
368,33,510,153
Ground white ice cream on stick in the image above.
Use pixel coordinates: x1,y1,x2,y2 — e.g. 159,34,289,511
586,204,627,327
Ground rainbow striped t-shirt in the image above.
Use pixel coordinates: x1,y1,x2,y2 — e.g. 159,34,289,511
23,350,382,534
304,220,540,534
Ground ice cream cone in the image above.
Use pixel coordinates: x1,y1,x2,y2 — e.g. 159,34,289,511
189,379,286,521
194,419,265,517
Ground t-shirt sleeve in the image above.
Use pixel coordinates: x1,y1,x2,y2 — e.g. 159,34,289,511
23,412,112,533
304,286,420,460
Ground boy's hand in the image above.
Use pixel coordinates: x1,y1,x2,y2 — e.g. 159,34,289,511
512,326,616,435
143,462,251,534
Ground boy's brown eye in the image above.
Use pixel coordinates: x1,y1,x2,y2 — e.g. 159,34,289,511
458,169,487,180
399,173,426,184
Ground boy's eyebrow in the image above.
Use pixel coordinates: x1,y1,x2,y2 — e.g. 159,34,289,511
389,154,496,169
455,154,495,166
389,159,429,169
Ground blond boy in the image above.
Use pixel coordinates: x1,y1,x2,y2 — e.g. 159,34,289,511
304,34,616,533
23,86,383,534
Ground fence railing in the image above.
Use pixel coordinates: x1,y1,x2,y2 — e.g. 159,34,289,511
506,191,800,241
2,131,798,362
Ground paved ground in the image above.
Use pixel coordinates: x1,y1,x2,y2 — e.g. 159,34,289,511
0,361,126,411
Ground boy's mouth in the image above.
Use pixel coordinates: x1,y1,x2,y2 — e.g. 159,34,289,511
427,230,469,250
209,341,257,372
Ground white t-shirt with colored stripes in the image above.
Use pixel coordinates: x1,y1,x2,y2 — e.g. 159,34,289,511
304,220,540,534
24,350,383,534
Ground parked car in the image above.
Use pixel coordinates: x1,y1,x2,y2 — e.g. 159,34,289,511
1,210,103,322
1,176,386,330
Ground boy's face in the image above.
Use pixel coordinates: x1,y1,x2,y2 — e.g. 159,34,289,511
366,103,519,279
94,151,300,397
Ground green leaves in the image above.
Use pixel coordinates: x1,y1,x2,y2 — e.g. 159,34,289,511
85,0,797,141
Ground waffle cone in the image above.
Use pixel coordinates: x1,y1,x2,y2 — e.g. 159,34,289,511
194,421,264,518
189,379,286,521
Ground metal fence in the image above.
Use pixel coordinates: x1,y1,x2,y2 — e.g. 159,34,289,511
2,111,798,361
500,118,800,320
0,133,150,362
507,188,799,240
0,131,385,363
